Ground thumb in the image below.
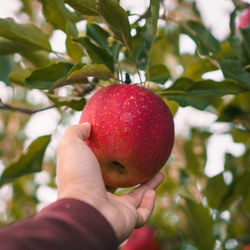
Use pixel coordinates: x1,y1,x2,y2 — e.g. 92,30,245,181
66,122,91,141
77,122,91,140
57,122,91,156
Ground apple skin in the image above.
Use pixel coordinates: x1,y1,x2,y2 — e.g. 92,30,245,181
236,7,250,30
121,225,161,250
79,84,174,188
244,245,250,250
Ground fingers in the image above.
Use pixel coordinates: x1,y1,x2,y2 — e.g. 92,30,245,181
57,123,91,155
136,189,156,228
64,122,91,141
142,171,164,189
122,172,164,208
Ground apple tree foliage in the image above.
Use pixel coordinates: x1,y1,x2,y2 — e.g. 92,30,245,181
0,0,249,249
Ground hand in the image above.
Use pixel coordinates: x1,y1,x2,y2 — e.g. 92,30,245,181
56,123,164,243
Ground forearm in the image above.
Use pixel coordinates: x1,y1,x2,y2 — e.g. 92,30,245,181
0,198,118,250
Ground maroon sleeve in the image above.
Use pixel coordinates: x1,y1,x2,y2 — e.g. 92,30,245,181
0,198,118,250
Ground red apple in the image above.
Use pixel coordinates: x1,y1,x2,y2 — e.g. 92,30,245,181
121,225,161,250
79,84,174,188
236,7,250,30
244,245,250,250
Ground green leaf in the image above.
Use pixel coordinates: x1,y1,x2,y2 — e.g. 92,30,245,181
231,127,250,145
86,23,110,51
68,64,112,81
181,21,220,55
0,135,51,187
149,64,170,84
229,9,237,36
161,78,244,110
0,56,12,86
184,140,201,175
48,94,86,111
68,63,86,75
20,50,50,67
167,78,194,91
39,0,78,36
50,64,111,89
231,36,249,64
205,153,250,211
218,105,244,122
110,41,122,61
66,36,85,62
132,28,147,68
51,64,111,89
8,68,32,86
160,78,213,110
204,173,230,210
144,0,159,50
180,56,216,81
0,18,51,51
187,80,245,95
74,37,114,72
168,78,245,95
25,62,73,89
162,98,179,116
224,153,238,176
219,60,250,90
151,28,180,66
183,198,215,250
217,92,250,127
0,38,50,67
97,0,132,49
240,26,250,62
164,78,212,110
232,26,250,64
119,57,137,74
161,91,213,110
0,38,27,56
64,0,98,16
234,173,250,202
217,172,250,211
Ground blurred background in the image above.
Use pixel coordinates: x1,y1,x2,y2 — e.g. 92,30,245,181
0,0,250,249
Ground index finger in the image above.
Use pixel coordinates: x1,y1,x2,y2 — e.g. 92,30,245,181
121,172,164,208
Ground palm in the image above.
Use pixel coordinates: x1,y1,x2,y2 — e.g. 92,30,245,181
107,193,138,242
57,123,163,243
104,171,163,243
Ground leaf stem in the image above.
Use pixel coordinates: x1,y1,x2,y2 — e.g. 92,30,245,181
0,102,56,115
206,56,221,69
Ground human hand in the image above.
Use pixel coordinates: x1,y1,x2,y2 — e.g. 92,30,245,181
56,123,164,243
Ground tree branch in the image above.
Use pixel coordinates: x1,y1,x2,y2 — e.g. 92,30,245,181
0,102,56,115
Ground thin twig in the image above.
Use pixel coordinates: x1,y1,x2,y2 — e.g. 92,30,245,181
206,56,221,69
0,102,56,115
51,50,66,60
